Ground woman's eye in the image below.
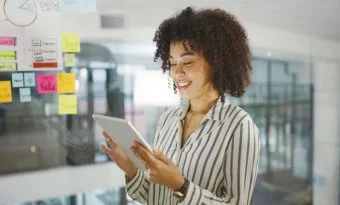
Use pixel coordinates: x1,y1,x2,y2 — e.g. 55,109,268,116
183,62,193,66
170,64,176,67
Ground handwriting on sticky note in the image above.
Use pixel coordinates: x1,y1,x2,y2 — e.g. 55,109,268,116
64,53,76,67
0,62,16,71
57,73,76,93
20,88,32,102
0,37,16,46
59,94,77,114
62,33,80,53
24,73,36,87
0,81,12,103
37,74,57,94
12,73,24,87
0,51,16,60
38,0,60,12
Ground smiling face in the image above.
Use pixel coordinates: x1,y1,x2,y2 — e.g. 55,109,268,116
169,41,218,100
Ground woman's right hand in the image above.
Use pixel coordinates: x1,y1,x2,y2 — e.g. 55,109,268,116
101,131,137,179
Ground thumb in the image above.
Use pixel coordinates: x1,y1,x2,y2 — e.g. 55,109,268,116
153,149,170,164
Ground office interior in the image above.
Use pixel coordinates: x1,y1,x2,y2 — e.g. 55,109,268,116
0,0,339,205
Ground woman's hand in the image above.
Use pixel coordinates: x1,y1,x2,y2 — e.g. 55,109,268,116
101,131,137,179
131,141,185,191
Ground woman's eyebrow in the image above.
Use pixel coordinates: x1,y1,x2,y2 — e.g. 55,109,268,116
169,52,195,59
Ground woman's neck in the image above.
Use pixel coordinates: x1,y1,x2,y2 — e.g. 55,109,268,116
189,92,220,114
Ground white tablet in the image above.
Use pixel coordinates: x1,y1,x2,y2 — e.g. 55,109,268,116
92,114,152,171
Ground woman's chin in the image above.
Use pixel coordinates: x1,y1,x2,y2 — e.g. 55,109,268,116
179,92,193,101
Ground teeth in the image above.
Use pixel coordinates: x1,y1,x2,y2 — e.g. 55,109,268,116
178,82,190,87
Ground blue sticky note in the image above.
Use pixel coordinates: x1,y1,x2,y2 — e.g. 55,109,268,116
12,73,24,87
24,72,36,87
61,0,96,12
20,88,31,102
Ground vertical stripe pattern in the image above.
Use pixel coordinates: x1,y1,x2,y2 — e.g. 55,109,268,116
125,98,260,205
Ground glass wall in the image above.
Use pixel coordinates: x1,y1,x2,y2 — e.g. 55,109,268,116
1,39,314,205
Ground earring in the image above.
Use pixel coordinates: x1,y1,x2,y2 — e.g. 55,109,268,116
173,82,177,94
168,72,172,89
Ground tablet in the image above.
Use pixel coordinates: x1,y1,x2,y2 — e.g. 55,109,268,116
92,114,152,171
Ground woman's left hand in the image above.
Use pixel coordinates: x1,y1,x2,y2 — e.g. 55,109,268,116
131,141,185,191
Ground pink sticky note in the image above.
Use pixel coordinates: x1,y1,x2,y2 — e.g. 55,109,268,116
0,37,16,46
37,74,57,94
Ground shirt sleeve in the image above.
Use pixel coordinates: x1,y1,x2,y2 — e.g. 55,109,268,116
125,169,150,203
179,117,261,205
125,111,167,204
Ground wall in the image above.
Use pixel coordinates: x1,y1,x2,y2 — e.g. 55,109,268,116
0,8,340,205
313,60,340,205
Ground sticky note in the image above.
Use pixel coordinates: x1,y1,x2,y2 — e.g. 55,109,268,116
12,73,24,87
0,51,16,60
59,94,77,114
62,33,80,53
20,88,32,102
0,62,16,71
37,74,57,94
24,72,36,87
0,81,12,103
64,53,76,67
57,73,76,93
33,62,58,69
0,37,16,46
61,0,96,12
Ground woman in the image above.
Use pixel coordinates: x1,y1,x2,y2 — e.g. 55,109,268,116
102,7,260,205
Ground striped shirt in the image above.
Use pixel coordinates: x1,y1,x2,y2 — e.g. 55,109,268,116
126,97,260,205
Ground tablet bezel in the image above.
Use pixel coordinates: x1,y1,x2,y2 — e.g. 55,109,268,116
92,114,152,171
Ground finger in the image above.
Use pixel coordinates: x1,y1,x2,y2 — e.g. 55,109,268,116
131,147,143,161
133,141,152,159
148,170,158,184
101,144,111,154
144,161,148,170
131,145,148,162
103,132,116,148
153,149,171,165
133,142,157,168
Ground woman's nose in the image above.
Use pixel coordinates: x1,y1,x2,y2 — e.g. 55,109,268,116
173,64,184,77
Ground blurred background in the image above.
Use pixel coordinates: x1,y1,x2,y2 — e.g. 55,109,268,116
0,0,339,204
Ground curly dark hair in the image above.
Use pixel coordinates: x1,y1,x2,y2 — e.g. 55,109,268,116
153,7,252,98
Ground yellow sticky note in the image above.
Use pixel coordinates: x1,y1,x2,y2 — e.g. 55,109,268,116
64,53,76,67
57,73,76,93
0,51,16,60
0,62,16,71
62,33,80,53
59,94,77,114
0,81,12,103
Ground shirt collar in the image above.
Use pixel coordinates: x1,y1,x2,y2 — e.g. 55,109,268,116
176,96,230,122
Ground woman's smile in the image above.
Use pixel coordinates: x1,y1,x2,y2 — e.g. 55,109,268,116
177,81,192,91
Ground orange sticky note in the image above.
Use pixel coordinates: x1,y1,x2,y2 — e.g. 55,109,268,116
57,73,76,93
0,81,12,103
59,94,77,114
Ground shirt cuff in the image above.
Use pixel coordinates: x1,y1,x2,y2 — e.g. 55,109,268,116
125,169,143,191
179,181,201,205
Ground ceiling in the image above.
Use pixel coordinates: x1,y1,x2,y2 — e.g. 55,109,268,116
97,0,340,42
